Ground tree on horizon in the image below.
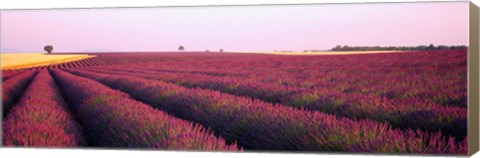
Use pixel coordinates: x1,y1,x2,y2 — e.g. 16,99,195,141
44,45,53,54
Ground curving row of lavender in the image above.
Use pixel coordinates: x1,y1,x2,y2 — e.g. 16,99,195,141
2,70,38,116
2,70,26,81
66,68,467,154
83,66,467,139
50,69,238,150
3,70,86,146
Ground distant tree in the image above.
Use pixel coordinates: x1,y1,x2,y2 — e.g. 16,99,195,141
332,45,343,51
44,45,53,54
206,49,209,52
178,45,185,51
427,44,435,51
219,49,223,52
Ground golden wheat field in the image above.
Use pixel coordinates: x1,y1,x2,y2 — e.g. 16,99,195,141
1,53,95,70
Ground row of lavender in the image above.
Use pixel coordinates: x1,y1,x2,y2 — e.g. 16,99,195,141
2,70,38,116
1,70,26,81
66,68,467,154
3,71,85,146
83,64,467,139
49,70,238,150
2,69,238,150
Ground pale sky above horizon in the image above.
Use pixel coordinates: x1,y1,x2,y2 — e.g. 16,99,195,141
0,2,469,53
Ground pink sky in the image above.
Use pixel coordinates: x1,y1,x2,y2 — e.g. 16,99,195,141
0,2,469,53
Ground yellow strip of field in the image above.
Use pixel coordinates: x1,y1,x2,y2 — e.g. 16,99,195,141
238,50,404,55
1,53,95,70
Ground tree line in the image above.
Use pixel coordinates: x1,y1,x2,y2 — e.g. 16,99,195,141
331,44,468,51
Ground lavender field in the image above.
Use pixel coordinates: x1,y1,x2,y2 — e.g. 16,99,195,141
1,50,468,155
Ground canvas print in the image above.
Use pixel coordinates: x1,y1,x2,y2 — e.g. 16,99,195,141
0,1,472,156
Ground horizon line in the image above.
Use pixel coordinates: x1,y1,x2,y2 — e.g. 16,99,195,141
1,44,470,54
